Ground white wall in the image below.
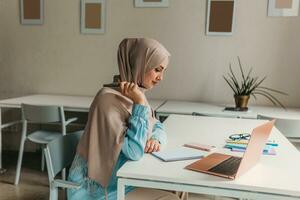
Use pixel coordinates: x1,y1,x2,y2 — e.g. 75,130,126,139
1,0,300,107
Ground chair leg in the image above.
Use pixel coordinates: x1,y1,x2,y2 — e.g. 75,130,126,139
41,146,45,171
14,121,27,185
62,168,66,181
50,187,58,200
180,192,188,200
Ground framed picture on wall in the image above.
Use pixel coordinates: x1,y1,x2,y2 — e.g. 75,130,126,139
268,0,299,16
20,0,44,25
81,0,106,34
134,0,169,8
206,0,236,36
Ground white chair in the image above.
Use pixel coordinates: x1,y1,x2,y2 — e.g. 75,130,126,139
44,131,83,200
14,104,78,185
257,114,300,145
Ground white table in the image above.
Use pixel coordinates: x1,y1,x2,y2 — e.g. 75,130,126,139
117,115,300,200
156,100,300,120
0,94,166,173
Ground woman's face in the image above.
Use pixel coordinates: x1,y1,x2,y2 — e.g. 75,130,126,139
143,64,166,89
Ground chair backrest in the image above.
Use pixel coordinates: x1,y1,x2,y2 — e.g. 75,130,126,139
44,131,83,180
257,114,300,138
21,103,64,123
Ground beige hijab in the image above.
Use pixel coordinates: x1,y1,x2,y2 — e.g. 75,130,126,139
77,38,170,187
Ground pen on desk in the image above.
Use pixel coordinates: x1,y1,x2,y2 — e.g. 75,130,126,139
184,143,216,152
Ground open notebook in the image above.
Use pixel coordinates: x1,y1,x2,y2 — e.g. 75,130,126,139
152,146,204,162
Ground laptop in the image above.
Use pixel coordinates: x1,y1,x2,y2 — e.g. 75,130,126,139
185,120,275,179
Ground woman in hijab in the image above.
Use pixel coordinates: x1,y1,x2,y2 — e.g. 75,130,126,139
67,38,179,200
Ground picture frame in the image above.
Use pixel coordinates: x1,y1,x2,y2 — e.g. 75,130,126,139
206,0,236,36
20,0,44,25
81,0,106,34
268,0,299,17
134,0,169,8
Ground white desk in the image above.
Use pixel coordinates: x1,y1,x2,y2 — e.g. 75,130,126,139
0,94,166,173
0,94,166,112
156,100,300,120
117,115,300,200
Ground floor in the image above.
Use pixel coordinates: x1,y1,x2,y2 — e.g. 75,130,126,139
0,151,236,200
0,151,65,200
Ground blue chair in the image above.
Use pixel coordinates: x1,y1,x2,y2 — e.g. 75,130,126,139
44,131,83,200
14,104,78,185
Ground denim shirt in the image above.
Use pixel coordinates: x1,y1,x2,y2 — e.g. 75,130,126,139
67,104,166,200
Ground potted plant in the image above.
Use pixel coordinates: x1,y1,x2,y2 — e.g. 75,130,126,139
223,57,288,110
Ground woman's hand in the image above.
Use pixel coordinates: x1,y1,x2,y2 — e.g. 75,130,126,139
120,82,146,105
144,139,160,153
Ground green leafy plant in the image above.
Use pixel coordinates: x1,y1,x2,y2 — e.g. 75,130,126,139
223,57,288,109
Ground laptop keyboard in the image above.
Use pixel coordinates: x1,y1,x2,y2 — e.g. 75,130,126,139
208,156,242,176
